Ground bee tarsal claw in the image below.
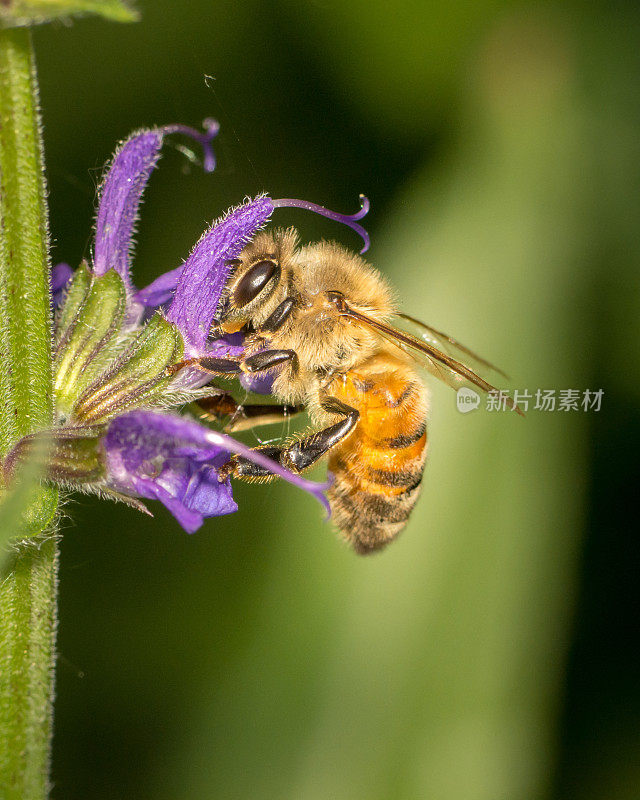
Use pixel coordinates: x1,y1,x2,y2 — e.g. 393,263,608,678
217,458,237,482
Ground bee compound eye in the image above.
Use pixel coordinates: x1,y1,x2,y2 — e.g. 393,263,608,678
233,260,278,308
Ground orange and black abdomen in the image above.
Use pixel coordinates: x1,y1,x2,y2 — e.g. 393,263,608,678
327,362,428,554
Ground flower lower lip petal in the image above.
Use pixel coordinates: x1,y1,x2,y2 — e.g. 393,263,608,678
100,411,331,531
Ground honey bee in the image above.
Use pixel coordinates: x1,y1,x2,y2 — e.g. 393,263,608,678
174,228,520,554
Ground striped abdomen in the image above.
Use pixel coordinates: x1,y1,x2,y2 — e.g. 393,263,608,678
327,361,428,554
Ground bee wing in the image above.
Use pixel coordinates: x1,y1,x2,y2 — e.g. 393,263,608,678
391,312,509,379
341,306,524,416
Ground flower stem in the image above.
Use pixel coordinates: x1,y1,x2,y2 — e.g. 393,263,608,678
0,26,59,799
0,27,52,452
0,539,59,800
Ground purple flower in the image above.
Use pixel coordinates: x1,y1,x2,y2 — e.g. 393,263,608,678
92,121,219,298
87,126,368,355
103,411,330,533
50,262,73,307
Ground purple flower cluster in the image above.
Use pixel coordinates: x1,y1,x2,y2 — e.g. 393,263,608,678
48,122,340,532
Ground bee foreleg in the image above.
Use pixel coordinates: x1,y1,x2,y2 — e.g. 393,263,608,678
258,297,296,333
220,397,358,479
169,349,298,377
242,348,298,374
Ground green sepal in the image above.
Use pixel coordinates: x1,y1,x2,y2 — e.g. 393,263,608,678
72,313,184,423
45,431,105,483
53,269,126,416
0,0,137,28
4,427,104,488
54,261,91,343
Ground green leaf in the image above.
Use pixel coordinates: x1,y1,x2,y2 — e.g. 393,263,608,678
0,0,138,27
0,448,57,565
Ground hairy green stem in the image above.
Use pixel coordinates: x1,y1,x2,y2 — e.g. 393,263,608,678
0,539,59,800
0,28,52,451
0,27,59,799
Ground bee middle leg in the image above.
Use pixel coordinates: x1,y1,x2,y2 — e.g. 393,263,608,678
220,397,359,480
196,391,304,432
172,348,302,432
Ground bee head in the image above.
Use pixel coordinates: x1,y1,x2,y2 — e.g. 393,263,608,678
218,229,298,330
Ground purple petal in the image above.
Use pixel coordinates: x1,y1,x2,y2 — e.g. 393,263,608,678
94,130,163,290
103,411,237,533
134,265,183,308
134,464,236,533
103,410,330,532
165,196,274,355
50,262,73,307
93,121,220,292
207,332,246,359
240,371,276,395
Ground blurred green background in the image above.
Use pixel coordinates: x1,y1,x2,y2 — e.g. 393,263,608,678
33,1,639,798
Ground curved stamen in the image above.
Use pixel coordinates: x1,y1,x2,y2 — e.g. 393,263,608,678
162,118,220,173
272,194,371,253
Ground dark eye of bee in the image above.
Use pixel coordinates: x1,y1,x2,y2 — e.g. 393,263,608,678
233,260,278,308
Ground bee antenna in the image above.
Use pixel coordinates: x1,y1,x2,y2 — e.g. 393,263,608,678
161,118,220,173
271,194,371,253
